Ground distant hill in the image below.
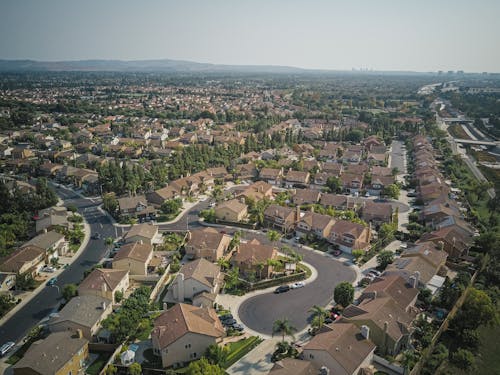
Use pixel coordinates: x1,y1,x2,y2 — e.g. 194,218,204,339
0,59,309,73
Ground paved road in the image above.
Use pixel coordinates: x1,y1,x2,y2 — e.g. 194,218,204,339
238,246,356,336
390,140,407,177
0,187,117,344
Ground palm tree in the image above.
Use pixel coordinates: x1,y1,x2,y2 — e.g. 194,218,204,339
309,305,329,333
267,230,282,247
272,318,297,342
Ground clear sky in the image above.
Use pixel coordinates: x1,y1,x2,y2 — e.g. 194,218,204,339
1,0,499,72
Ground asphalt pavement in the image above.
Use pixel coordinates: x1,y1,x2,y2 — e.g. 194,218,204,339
0,187,117,344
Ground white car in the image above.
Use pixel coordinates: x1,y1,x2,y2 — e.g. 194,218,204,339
290,281,305,289
42,266,55,273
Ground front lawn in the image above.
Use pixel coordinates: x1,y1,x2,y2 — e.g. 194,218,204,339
86,352,110,375
222,336,263,368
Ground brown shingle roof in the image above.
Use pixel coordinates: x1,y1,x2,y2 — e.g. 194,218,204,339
152,303,225,349
114,242,152,262
78,268,129,293
269,358,319,375
179,258,221,288
124,223,158,240
232,239,277,265
0,245,44,273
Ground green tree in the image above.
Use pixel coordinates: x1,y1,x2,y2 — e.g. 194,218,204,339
309,305,329,333
204,344,229,366
267,230,282,246
105,364,118,375
186,357,224,375
451,348,476,370
383,184,400,199
161,198,183,215
376,250,394,269
62,284,78,301
272,318,297,342
128,362,142,375
102,193,118,215
378,223,395,243
326,176,342,193
0,294,16,317
334,282,354,307
451,288,497,331
418,288,432,307
352,249,364,263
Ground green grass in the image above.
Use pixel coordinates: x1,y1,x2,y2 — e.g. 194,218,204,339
222,336,263,369
86,352,110,375
471,324,500,375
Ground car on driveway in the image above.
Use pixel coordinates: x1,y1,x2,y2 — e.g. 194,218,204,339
219,313,233,322
367,269,382,277
274,285,290,294
41,265,55,273
231,323,244,331
222,318,237,326
290,281,305,289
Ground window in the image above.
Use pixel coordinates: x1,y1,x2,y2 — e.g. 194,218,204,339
185,344,191,349
309,354,314,359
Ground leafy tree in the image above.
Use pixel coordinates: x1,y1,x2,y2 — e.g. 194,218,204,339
128,362,142,375
352,249,364,263
450,348,476,370
62,284,78,301
345,130,363,143
418,288,432,307
161,198,183,215
451,288,497,331
272,318,297,342
378,223,395,243
0,293,16,317
334,282,354,307
204,344,229,366
102,193,118,215
376,250,394,269
267,230,282,246
326,176,342,193
199,208,216,223
186,357,224,375
15,272,36,290
383,184,400,199
105,364,118,375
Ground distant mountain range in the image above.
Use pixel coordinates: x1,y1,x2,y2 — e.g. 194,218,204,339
0,59,310,73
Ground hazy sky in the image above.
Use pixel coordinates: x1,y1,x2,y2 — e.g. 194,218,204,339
1,0,499,72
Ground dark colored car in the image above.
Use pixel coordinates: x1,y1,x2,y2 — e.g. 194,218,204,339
222,318,237,326
219,313,233,321
91,233,101,240
232,323,244,331
46,277,58,286
274,285,290,294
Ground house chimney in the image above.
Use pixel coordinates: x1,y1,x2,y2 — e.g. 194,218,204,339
76,329,83,339
411,271,420,288
361,325,370,340
101,282,107,294
295,206,300,222
319,366,330,375
101,301,107,310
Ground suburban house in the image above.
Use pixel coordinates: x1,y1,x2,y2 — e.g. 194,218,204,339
268,358,319,375
292,189,321,205
342,276,419,355
259,168,283,185
320,194,356,211
164,258,223,307
23,230,68,257
385,242,448,292
117,195,157,219
264,204,301,234
78,268,130,304
296,212,336,239
328,220,371,254
147,186,180,206
112,242,154,275
302,323,376,375
340,173,363,194
234,163,259,180
284,170,310,188
360,201,393,227
35,206,69,233
123,223,160,245
48,295,113,341
366,175,394,196
231,238,278,279
214,199,248,222
0,245,46,275
363,135,384,151
12,331,89,375
151,303,225,368
185,227,232,262
235,181,274,202
0,272,16,295
418,225,473,259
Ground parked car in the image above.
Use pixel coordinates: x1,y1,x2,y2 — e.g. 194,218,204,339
231,323,244,331
42,266,55,273
46,277,58,286
367,269,381,277
331,249,342,257
324,317,334,324
274,285,290,294
91,233,101,240
0,341,15,357
219,313,233,322
290,281,305,289
222,318,237,326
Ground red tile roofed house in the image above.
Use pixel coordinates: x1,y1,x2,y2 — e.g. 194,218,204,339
363,135,384,151
385,241,448,287
302,323,376,375
418,225,473,259
78,268,129,303
340,173,363,194
292,188,321,205
231,238,278,279
164,258,223,306
360,201,393,227
214,199,248,222
296,212,336,239
341,294,417,355
185,227,232,262
259,167,283,185
112,242,153,275
328,220,371,254
152,303,225,368
264,204,301,234
235,181,274,202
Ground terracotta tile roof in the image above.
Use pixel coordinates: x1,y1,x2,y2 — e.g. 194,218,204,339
152,303,225,349
304,323,375,374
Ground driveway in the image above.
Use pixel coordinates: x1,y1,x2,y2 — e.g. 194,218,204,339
237,245,356,336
